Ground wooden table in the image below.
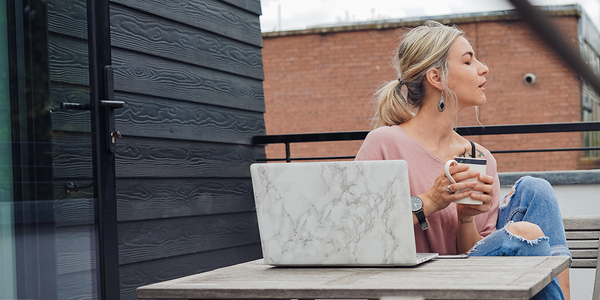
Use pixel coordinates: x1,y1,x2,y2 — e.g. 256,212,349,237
137,256,570,300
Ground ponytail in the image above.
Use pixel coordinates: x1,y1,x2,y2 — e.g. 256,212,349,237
374,80,414,128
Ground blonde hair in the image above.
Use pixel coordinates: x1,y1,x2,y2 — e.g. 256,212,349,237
374,20,464,128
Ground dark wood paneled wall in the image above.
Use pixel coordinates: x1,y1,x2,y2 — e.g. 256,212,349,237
108,0,265,299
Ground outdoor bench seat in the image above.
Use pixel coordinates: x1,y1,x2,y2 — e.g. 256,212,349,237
563,215,600,299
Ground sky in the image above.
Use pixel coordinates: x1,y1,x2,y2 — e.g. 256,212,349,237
259,0,600,32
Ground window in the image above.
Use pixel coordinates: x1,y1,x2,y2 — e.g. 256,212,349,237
582,43,600,159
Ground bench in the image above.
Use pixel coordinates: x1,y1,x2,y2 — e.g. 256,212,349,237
564,215,600,299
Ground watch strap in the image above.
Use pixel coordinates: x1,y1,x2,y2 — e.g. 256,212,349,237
414,209,429,230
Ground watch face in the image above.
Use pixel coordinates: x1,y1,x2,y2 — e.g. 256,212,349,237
411,196,423,211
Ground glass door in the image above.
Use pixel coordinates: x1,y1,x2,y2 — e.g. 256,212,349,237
0,0,16,298
1,0,119,299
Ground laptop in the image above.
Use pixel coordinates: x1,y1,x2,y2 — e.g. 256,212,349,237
250,160,438,266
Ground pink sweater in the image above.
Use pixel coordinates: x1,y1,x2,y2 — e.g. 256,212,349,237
355,125,499,255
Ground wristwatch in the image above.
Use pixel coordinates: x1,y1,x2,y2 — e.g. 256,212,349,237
411,196,429,230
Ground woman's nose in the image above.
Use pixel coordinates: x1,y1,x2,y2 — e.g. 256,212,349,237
479,61,489,76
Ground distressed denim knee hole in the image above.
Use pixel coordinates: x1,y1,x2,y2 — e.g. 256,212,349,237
500,176,528,208
502,221,549,246
500,176,549,209
506,222,545,241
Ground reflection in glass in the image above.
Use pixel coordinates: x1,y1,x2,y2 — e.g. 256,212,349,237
6,0,100,299
0,0,17,297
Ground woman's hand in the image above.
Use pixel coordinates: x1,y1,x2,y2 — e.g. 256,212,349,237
456,173,494,218
455,172,494,254
421,163,480,213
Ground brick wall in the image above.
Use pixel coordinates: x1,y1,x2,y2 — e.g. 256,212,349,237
262,16,584,172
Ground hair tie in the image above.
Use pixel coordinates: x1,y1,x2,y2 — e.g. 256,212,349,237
397,78,404,86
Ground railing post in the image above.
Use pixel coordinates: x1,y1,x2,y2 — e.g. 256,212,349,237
285,143,291,163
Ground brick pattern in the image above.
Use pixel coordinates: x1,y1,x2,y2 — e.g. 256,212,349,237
262,17,584,172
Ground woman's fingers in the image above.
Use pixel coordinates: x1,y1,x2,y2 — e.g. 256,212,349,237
431,166,493,212
450,181,477,192
469,192,492,203
479,174,494,184
445,189,472,202
457,194,492,215
472,180,494,198
446,164,469,184
452,170,481,182
447,164,470,178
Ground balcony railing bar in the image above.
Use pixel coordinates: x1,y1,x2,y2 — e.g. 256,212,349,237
259,147,600,163
253,122,600,162
253,122,600,145
492,147,600,154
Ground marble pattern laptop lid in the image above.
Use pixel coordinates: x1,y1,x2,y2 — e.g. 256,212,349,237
250,160,417,266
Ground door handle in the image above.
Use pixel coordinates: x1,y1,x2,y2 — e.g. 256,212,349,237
59,100,124,110
60,66,124,153
103,65,123,153
100,100,124,109
60,102,91,110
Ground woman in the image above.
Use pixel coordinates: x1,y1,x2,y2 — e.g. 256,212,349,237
355,20,571,299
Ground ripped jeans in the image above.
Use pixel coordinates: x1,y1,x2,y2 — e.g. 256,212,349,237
468,176,571,300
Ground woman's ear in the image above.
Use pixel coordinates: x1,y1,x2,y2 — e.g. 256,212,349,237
425,68,443,91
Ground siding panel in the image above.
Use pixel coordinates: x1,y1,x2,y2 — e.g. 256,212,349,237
53,132,93,179
117,178,256,222
110,3,264,79
55,225,96,275
57,269,97,300
115,92,265,144
219,0,261,15
117,212,260,265
119,244,262,300
112,49,265,112
111,0,262,47
47,0,87,39
52,110,91,133
50,84,90,105
48,34,89,86
115,137,263,178
55,198,95,226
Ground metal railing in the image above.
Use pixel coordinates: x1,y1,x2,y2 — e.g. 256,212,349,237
253,121,600,162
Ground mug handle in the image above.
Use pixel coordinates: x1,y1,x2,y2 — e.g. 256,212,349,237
444,160,458,184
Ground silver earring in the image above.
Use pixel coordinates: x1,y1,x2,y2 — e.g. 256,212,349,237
437,90,445,112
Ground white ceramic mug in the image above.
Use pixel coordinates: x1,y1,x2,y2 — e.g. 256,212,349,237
444,157,487,205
